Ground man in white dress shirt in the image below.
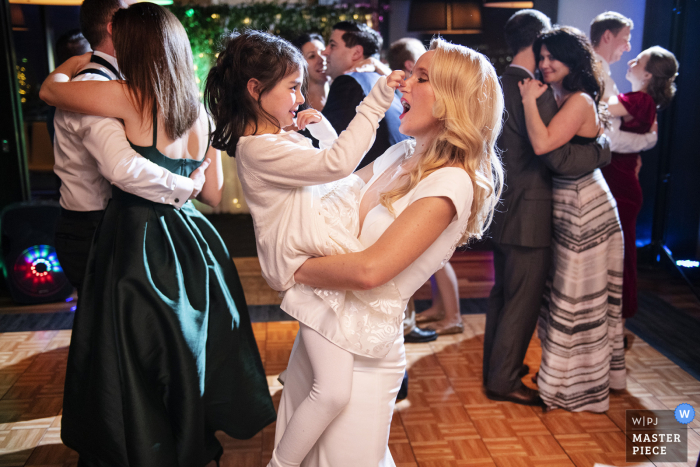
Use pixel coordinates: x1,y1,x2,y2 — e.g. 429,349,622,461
53,0,204,293
590,11,658,154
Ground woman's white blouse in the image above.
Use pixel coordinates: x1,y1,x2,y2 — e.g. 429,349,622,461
359,141,474,299
281,140,474,358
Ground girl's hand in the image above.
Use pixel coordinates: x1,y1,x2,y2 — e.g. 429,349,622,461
518,78,548,102
386,70,406,90
295,109,323,130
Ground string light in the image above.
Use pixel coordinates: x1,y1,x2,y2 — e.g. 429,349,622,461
175,5,375,92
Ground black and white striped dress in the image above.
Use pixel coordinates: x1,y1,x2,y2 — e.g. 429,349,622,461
537,136,626,412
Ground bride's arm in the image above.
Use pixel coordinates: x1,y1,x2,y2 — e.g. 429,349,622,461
519,79,591,155
39,54,135,121
294,196,455,290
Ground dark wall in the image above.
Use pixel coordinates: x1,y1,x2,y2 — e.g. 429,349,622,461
1,0,30,210
533,0,558,22
12,5,81,120
638,0,700,259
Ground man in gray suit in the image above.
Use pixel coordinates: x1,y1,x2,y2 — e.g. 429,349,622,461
483,10,611,406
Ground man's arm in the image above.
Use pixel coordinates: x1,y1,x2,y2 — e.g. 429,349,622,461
539,134,611,176
80,116,194,207
322,75,367,134
606,117,658,153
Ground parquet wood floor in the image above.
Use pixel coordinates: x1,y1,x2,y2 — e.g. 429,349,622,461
0,317,697,467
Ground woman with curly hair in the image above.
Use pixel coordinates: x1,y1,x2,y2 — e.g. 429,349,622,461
276,37,504,465
519,26,625,412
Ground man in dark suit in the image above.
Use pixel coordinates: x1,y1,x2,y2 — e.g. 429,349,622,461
321,21,408,169
483,10,612,406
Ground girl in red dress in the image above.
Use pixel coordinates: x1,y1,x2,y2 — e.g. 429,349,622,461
602,46,678,320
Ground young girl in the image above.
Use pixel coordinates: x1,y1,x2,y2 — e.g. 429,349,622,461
602,46,678,321
204,30,404,466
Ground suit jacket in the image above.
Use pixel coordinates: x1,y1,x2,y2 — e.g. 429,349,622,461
322,71,408,169
490,65,611,248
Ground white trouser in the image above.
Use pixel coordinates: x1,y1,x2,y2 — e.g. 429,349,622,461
269,323,354,467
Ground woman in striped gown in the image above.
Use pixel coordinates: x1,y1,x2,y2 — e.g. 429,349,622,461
518,26,625,412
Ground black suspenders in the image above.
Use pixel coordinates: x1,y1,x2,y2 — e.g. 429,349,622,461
74,54,120,80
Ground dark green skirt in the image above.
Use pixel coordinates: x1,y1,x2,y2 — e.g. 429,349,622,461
62,191,275,467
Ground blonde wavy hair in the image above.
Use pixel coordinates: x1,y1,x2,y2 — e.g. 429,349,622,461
379,38,504,244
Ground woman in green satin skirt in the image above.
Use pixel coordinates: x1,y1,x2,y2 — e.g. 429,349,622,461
40,4,275,466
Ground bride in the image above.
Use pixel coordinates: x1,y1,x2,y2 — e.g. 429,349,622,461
276,37,504,466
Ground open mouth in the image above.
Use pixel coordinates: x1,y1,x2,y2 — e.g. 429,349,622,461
400,99,411,119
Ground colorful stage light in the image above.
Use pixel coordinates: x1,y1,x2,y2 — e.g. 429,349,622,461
11,245,69,297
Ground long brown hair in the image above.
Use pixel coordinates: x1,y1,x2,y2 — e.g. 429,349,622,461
112,2,200,139
534,27,605,110
534,26,610,127
204,30,306,155
645,46,678,110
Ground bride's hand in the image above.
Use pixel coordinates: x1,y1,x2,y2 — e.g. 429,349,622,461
518,78,548,102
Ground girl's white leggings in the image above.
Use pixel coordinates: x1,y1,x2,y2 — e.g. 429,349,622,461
269,323,354,467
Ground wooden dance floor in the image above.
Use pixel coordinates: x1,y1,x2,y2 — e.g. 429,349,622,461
0,318,697,466
0,255,699,466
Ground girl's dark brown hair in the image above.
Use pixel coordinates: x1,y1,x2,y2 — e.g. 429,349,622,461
112,2,200,139
204,30,306,155
534,26,605,118
645,46,678,110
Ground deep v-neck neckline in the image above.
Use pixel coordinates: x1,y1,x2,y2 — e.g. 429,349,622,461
358,148,410,234
358,187,385,236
